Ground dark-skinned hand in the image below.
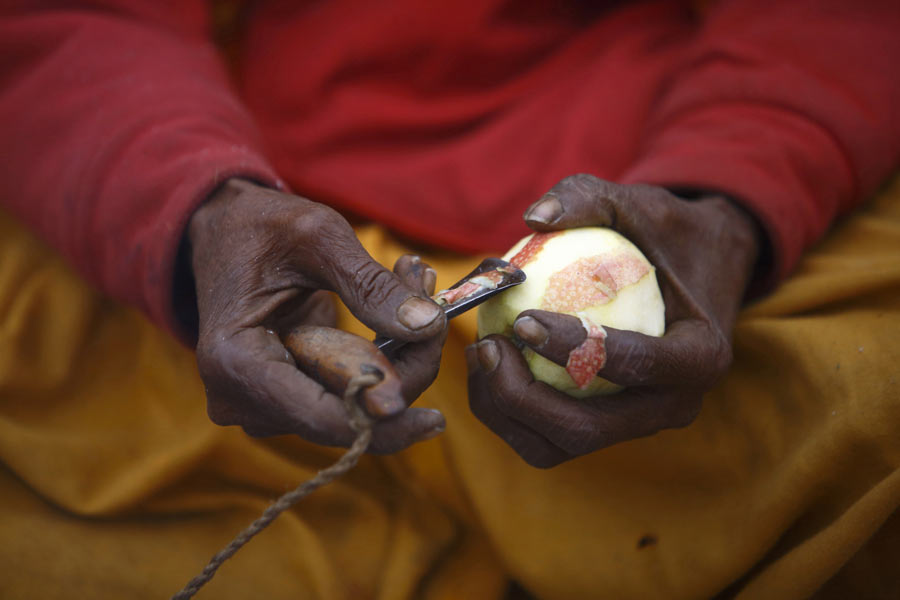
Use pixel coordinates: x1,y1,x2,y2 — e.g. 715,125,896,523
467,175,761,468
189,178,447,453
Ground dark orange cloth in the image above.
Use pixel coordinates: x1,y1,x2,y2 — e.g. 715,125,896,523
0,178,898,598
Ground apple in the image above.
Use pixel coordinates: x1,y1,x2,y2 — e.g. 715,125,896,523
476,227,665,398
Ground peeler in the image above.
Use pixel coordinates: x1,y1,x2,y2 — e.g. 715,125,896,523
373,257,526,356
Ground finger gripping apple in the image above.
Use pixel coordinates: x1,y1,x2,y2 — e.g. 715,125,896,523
477,228,666,397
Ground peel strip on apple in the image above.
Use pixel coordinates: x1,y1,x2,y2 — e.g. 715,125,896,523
477,227,665,398
509,232,561,268
565,315,608,389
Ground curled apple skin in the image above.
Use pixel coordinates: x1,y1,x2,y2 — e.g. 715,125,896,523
477,227,665,398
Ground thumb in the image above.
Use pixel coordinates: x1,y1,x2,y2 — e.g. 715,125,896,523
521,174,621,232
317,236,446,341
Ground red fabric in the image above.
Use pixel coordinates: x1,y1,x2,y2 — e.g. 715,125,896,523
621,0,900,286
0,1,285,342
1,0,898,341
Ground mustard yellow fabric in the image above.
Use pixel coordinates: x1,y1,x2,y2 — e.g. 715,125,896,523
1,179,898,599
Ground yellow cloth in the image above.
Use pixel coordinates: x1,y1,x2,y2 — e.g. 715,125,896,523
1,179,899,599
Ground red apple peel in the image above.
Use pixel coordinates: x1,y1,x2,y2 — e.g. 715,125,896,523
565,317,608,389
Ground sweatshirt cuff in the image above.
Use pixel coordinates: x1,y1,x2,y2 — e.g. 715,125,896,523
621,102,854,295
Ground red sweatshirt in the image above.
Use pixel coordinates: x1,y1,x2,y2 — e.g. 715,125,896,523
1,0,898,343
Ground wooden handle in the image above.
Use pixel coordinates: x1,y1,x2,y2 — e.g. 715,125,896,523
281,326,404,417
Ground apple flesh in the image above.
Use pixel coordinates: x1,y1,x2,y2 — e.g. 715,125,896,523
477,227,665,398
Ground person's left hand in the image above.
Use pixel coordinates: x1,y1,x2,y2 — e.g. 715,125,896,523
467,175,761,467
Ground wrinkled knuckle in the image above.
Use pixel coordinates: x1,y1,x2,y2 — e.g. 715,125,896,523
576,173,610,200
487,388,513,416
556,173,600,200
616,344,657,386
353,262,402,306
545,413,595,455
497,385,532,417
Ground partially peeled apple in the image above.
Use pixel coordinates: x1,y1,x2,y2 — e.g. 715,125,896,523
476,227,665,397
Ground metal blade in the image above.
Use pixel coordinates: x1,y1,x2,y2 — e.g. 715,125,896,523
373,257,525,356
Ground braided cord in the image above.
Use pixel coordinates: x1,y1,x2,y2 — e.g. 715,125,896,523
172,372,380,600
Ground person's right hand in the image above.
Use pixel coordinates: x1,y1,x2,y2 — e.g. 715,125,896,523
467,175,761,467
187,179,448,453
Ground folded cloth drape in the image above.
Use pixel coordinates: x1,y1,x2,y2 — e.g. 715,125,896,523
1,177,898,599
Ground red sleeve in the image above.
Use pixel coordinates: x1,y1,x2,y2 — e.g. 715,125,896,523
0,1,284,344
621,0,900,289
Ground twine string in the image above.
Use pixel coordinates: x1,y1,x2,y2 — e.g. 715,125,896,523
171,372,381,600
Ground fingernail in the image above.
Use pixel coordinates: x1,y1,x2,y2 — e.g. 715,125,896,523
513,316,548,347
397,296,441,330
423,268,437,296
524,195,562,224
477,339,500,372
